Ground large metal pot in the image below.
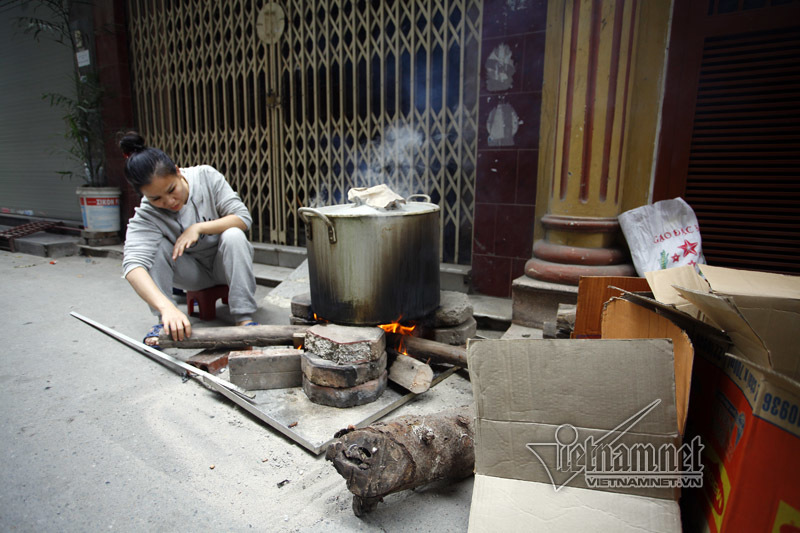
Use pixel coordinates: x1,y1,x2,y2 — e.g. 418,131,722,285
298,195,440,325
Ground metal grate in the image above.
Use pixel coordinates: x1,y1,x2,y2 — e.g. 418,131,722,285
685,26,800,274
0,221,58,252
126,0,482,264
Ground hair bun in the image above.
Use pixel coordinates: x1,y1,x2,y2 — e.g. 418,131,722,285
119,131,146,157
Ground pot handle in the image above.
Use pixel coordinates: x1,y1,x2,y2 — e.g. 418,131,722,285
298,207,337,244
406,193,431,203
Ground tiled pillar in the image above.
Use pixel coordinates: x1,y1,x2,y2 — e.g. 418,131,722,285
525,0,638,285
472,0,548,298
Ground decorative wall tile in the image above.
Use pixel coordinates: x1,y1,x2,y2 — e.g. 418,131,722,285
486,43,516,92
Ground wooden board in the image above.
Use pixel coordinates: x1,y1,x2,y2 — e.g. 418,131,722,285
573,276,651,339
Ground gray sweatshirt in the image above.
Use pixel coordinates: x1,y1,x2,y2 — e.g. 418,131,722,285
122,165,252,277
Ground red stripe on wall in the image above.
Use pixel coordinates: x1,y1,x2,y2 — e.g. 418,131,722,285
560,0,582,200
600,1,625,202
615,0,637,204
580,0,603,203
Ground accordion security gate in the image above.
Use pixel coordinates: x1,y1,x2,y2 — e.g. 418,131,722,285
126,0,482,264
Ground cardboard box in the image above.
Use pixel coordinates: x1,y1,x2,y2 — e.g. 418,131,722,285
466,338,690,532
606,265,800,533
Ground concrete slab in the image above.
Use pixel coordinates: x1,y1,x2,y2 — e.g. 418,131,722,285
427,316,478,345
469,293,512,330
440,262,471,293
431,291,472,327
302,351,387,388
501,323,545,340
13,232,80,258
305,324,386,364
476,328,505,340
511,274,578,328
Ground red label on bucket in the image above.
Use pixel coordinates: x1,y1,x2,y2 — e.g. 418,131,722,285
80,197,119,207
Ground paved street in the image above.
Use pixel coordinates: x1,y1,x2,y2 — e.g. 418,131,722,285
0,251,473,532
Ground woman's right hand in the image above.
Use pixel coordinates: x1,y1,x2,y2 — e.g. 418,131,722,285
160,305,192,341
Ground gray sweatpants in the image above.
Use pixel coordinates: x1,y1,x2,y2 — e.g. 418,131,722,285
148,228,257,323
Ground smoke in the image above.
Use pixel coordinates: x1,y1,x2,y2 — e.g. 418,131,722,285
309,123,434,206
360,125,424,197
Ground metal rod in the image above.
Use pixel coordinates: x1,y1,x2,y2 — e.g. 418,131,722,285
70,312,256,401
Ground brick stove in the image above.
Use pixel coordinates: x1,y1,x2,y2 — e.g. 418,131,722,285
290,290,476,407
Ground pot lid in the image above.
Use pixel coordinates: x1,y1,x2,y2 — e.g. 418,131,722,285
310,201,439,217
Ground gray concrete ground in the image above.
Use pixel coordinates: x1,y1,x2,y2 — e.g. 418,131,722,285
0,251,475,532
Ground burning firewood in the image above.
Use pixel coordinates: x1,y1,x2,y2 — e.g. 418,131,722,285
386,332,468,368
325,406,475,516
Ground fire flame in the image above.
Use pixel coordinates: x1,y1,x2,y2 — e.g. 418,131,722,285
378,318,416,355
378,322,416,336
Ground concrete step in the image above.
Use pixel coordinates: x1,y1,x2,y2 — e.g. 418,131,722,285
501,323,545,340
252,243,307,269
76,240,473,297
78,244,293,288
511,275,578,329
440,263,471,293
469,293,512,331
9,231,81,258
80,243,123,260
254,263,293,287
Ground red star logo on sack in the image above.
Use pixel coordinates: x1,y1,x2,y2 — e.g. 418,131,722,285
677,239,698,257
672,253,680,263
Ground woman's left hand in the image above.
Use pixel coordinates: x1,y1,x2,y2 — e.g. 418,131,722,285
173,224,201,260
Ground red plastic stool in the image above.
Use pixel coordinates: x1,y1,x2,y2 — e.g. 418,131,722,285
186,285,229,320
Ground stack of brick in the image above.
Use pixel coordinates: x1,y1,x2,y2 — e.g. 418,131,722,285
418,291,477,346
301,324,388,407
227,347,303,390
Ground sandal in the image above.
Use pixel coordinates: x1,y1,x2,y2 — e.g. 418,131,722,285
143,323,164,349
242,321,259,326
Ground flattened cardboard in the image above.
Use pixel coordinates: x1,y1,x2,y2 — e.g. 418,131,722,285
675,287,772,369
645,265,707,318
700,264,800,299
469,475,681,533
474,419,681,498
467,338,685,533
610,288,731,353
700,265,800,382
645,265,800,381
470,339,677,436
